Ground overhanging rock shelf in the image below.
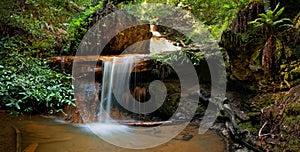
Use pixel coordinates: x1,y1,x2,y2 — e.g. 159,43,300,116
49,54,153,77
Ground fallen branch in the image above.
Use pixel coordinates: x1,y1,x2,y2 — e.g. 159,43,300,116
120,120,173,127
12,125,21,152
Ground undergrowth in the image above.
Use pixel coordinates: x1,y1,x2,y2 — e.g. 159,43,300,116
0,52,75,114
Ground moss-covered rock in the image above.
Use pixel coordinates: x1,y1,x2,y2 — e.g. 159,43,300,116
242,84,300,152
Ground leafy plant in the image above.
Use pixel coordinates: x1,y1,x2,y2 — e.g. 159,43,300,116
152,50,205,65
1,0,94,57
151,50,205,79
64,1,103,55
249,4,293,39
180,0,252,38
0,52,75,114
248,4,293,79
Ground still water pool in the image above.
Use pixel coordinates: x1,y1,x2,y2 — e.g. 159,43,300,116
9,115,225,152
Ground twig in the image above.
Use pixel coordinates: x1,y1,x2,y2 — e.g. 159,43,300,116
258,121,270,137
180,40,186,47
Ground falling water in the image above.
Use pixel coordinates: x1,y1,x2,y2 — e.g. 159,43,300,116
99,61,114,123
88,56,141,140
88,25,183,143
149,25,181,54
98,55,142,122
97,25,183,122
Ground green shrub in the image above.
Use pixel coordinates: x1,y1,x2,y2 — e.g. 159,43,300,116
64,1,103,55
0,52,75,114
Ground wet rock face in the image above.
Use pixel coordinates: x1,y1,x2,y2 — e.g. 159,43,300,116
76,10,152,56
102,24,152,55
72,81,101,123
97,11,152,55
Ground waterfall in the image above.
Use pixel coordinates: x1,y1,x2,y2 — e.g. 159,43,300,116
149,25,181,54
88,56,139,140
99,61,114,122
84,25,195,148
97,25,183,121
98,55,140,122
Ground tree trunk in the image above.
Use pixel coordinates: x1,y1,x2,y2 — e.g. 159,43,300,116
262,35,277,79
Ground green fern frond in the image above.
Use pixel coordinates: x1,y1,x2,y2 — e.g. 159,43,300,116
293,12,300,24
273,3,281,13
259,13,268,20
272,20,284,26
279,24,293,28
267,10,274,19
275,7,285,19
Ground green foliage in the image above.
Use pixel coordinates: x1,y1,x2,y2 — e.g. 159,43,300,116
152,50,205,66
179,0,253,38
64,2,103,55
247,4,295,72
291,13,300,58
151,50,206,79
129,0,252,39
7,0,69,56
0,0,96,114
249,49,263,70
0,52,75,114
0,0,93,57
249,4,293,38
237,121,260,135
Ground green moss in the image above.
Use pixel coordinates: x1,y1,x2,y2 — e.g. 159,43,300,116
250,98,275,112
238,121,260,134
276,115,300,151
284,101,300,116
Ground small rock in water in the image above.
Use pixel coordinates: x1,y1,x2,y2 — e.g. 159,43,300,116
179,116,186,120
209,123,223,130
175,112,182,117
175,112,187,120
182,134,193,141
174,134,193,141
221,129,229,137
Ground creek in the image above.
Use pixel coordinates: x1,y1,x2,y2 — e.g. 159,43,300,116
7,115,225,152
